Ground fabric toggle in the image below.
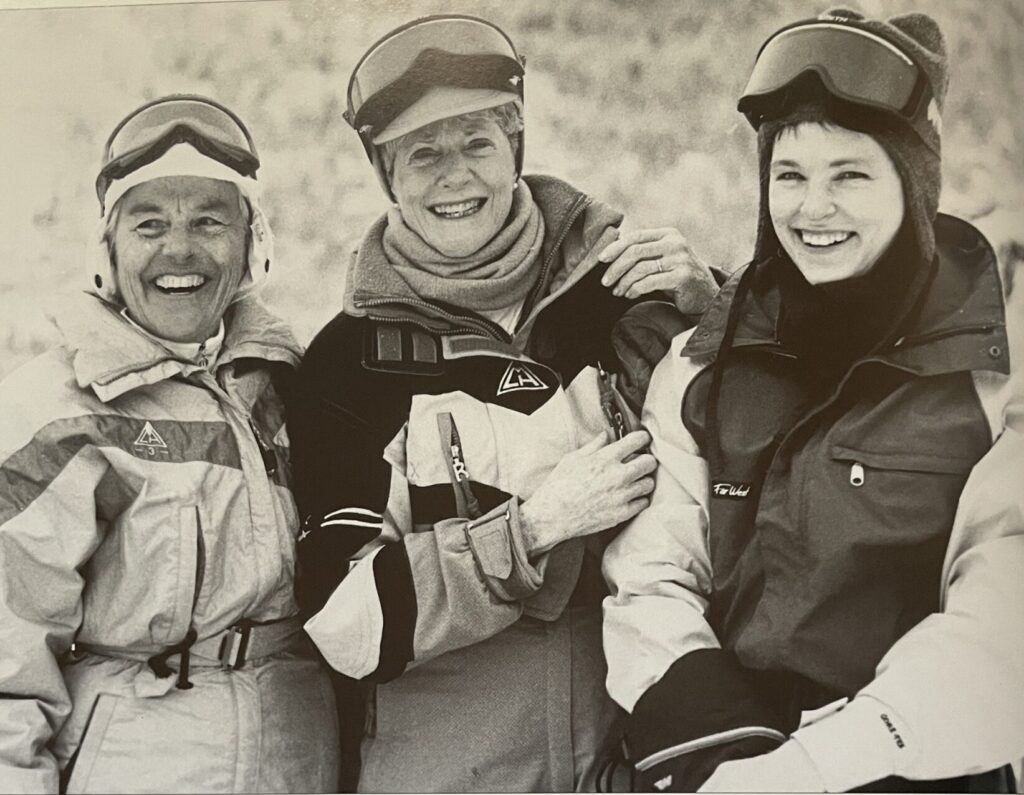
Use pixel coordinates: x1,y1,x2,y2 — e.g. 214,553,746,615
147,627,199,689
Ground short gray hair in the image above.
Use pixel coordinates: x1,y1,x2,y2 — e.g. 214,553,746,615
379,101,523,181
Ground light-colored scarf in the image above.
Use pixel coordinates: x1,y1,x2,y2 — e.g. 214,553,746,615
381,181,545,312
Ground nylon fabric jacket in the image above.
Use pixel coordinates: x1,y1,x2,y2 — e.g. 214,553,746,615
603,215,1024,791
291,175,675,792
0,293,339,793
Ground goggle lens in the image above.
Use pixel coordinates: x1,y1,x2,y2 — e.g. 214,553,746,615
107,98,254,162
741,24,922,118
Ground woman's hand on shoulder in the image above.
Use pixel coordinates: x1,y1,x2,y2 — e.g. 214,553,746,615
520,429,655,557
599,227,718,314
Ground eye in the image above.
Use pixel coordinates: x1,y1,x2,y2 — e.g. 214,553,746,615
836,170,870,181
134,219,166,237
466,137,497,154
194,216,227,230
772,171,804,183
406,146,439,166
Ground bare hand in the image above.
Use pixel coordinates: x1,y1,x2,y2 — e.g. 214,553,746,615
599,227,718,314
520,430,655,556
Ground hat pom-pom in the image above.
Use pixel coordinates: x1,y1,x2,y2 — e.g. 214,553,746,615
888,13,946,58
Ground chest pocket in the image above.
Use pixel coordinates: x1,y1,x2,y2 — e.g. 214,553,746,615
821,445,978,547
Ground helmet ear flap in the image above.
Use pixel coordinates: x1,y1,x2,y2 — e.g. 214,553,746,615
86,215,119,303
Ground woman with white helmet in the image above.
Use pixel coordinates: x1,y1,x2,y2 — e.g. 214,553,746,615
288,15,720,792
0,95,338,793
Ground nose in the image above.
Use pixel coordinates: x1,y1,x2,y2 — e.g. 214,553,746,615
437,150,471,189
160,224,195,261
800,178,837,221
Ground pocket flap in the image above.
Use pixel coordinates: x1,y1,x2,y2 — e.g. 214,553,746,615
831,445,975,475
468,521,513,579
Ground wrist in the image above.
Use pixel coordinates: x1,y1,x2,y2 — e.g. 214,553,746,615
519,500,551,557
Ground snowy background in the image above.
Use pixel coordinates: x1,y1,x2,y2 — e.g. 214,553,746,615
0,0,1021,379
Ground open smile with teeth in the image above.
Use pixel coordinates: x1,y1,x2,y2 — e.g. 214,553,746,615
430,198,485,219
154,274,208,294
798,229,855,248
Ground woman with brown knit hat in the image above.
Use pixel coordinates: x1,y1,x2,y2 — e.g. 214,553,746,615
604,8,1022,793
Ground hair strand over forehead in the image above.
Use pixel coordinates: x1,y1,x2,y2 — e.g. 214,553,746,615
379,101,523,178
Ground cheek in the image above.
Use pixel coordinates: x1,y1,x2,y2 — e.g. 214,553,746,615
768,188,796,232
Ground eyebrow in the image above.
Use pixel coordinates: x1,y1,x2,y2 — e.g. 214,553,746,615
771,158,869,168
124,202,164,215
194,199,232,212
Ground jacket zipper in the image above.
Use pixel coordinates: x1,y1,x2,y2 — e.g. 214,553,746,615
519,194,591,324
356,296,507,341
597,362,627,440
248,417,278,476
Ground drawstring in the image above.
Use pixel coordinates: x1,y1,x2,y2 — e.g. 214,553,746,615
147,627,199,690
704,262,760,481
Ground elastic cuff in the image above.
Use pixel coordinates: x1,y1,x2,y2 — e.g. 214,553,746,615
793,695,914,792
465,498,544,601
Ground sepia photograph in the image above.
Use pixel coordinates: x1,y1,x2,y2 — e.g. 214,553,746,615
0,0,1021,792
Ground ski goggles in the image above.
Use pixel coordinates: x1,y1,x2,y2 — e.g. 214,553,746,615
344,15,524,156
738,21,933,129
97,95,260,206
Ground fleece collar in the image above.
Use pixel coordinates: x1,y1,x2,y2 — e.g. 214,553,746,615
683,214,1009,377
53,292,301,402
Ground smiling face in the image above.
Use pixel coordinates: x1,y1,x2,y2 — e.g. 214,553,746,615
769,122,905,284
111,176,247,342
389,114,516,257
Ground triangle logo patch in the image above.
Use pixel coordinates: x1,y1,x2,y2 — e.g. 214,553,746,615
134,421,168,449
497,361,548,396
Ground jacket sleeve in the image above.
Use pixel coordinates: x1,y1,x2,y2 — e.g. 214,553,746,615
602,332,789,791
0,411,107,793
288,355,571,684
785,382,1024,791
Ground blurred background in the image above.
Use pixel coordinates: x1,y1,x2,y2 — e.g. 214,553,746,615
1,0,1021,379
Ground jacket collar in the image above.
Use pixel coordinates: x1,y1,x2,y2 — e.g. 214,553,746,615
343,174,622,333
54,292,302,402
682,214,1009,376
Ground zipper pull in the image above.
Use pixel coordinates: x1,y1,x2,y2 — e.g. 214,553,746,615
850,462,865,487
248,418,277,476
597,361,627,440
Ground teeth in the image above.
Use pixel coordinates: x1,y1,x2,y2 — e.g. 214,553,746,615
155,274,206,290
431,199,484,219
800,230,853,247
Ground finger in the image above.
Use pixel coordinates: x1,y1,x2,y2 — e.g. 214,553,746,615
601,240,677,288
622,271,682,300
604,429,651,459
597,227,678,264
625,453,657,479
620,495,651,522
608,258,668,297
625,476,655,500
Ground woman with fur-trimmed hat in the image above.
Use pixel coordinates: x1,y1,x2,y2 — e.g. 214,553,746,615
0,96,339,792
603,8,1022,793
286,14,720,792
